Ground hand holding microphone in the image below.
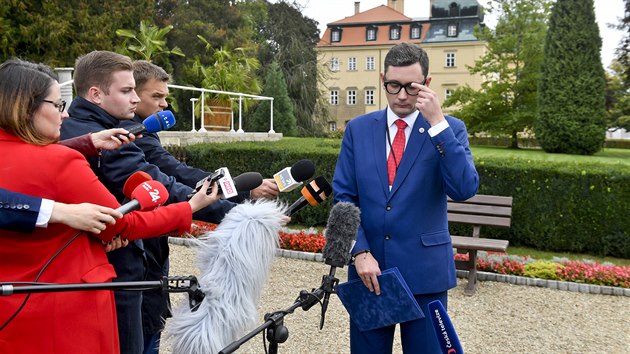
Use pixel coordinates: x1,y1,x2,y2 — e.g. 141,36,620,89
188,178,220,213
117,110,177,139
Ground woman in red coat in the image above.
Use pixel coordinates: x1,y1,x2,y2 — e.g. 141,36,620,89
0,59,219,353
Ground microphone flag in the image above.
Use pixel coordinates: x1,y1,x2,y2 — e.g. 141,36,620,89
428,300,464,354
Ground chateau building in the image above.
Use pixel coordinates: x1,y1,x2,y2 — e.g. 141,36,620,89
316,0,486,131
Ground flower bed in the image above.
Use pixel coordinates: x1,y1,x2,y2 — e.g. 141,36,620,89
187,222,630,288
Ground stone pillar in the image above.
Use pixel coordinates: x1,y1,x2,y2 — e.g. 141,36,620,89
54,67,74,109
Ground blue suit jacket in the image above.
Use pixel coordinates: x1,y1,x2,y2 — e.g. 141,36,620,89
333,109,479,294
0,188,42,233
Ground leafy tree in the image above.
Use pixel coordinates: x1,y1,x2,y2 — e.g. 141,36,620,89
249,61,297,135
115,20,184,72
253,0,328,136
613,0,630,89
444,0,551,148
605,61,630,131
0,1,153,66
535,0,606,155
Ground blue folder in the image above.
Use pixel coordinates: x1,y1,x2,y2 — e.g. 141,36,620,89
336,267,424,332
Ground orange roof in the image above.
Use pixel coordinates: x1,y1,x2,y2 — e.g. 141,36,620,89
329,5,411,26
317,5,429,47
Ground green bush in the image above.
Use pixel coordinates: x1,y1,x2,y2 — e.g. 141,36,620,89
179,138,630,258
523,261,562,280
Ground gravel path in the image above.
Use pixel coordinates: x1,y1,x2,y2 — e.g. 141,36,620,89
160,243,630,353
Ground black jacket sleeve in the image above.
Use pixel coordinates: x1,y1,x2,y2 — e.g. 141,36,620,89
0,188,42,233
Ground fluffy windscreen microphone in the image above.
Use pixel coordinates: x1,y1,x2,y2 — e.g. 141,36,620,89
122,171,153,198
273,159,315,192
428,300,464,354
286,176,333,216
323,202,361,268
116,180,169,215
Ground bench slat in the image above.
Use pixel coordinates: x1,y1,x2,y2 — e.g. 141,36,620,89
448,213,512,228
448,194,513,206
451,235,509,252
448,203,512,217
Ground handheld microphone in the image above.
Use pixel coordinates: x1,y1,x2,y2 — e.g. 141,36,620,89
119,110,177,137
116,180,169,215
273,159,315,192
122,171,153,198
428,300,464,354
285,176,332,216
318,202,360,329
186,171,262,199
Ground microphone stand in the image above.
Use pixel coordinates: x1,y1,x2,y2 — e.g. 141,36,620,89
1,276,205,311
219,269,339,354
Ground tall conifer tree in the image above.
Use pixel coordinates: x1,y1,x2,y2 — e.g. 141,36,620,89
535,0,606,154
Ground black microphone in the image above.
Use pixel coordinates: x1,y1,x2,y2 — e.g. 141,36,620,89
186,171,263,199
119,110,176,137
318,202,361,329
285,176,332,216
273,159,315,192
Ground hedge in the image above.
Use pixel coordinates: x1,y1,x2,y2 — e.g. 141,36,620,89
177,138,630,258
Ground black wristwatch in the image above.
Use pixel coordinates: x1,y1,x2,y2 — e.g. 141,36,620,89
351,250,370,263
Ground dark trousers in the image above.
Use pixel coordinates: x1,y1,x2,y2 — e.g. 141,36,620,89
108,242,147,354
350,291,448,354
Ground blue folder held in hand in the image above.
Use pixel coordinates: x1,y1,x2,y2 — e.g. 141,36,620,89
336,267,424,332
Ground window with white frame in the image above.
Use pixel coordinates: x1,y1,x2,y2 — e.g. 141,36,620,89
447,23,458,37
389,26,401,40
330,90,339,105
366,27,377,41
348,57,357,71
365,89,375,105
445,52,456,68
411,25,421,39
366,56,375,71
329,121,337,131
330,57,340,71
445,89,453,99
347,90,357,105
331,29,341,42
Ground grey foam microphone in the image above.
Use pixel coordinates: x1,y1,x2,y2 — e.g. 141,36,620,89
323,202,361,268
316,201,360,329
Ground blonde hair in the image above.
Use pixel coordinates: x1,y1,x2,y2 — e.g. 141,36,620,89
0,59,59,145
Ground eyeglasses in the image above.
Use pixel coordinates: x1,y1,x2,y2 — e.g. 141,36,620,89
43,99,67,113
383,78,427,96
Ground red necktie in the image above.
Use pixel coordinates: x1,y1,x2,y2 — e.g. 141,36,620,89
387,119,408,186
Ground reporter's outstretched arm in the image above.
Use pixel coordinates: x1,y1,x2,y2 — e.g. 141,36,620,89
188,180,220,213
50,202,122,234
90,128,137,150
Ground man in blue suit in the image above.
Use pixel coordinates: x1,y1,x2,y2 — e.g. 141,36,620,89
333,43,479,353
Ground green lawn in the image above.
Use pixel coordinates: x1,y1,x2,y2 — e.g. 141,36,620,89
471,145,630,166
506,246,630,266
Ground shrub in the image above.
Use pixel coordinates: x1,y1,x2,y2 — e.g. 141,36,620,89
524,261,562,280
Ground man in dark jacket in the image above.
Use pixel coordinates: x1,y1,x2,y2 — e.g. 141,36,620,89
128,60,279,353
60,51,256,354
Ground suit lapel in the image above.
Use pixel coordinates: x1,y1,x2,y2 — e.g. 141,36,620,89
371,111,390,197
388,116,431,198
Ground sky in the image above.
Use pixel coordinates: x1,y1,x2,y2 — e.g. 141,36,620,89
278,0,625,70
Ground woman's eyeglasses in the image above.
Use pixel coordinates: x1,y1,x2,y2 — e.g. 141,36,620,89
43,99,67,113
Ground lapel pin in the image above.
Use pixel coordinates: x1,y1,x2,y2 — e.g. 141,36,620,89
419,127,425,134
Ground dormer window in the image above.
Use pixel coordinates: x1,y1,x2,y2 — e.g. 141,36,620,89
449,2,460,17
366,26,377,41
447,23,458,37
389,25,401,40
410,24,422,39
331,28,342,43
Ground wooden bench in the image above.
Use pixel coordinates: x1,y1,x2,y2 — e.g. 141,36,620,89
448,194,512,296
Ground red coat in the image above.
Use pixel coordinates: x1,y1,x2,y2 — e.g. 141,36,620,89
0,130,193,354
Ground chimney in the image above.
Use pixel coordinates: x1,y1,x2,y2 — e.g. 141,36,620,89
387,0,404,13
354,1,360,15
